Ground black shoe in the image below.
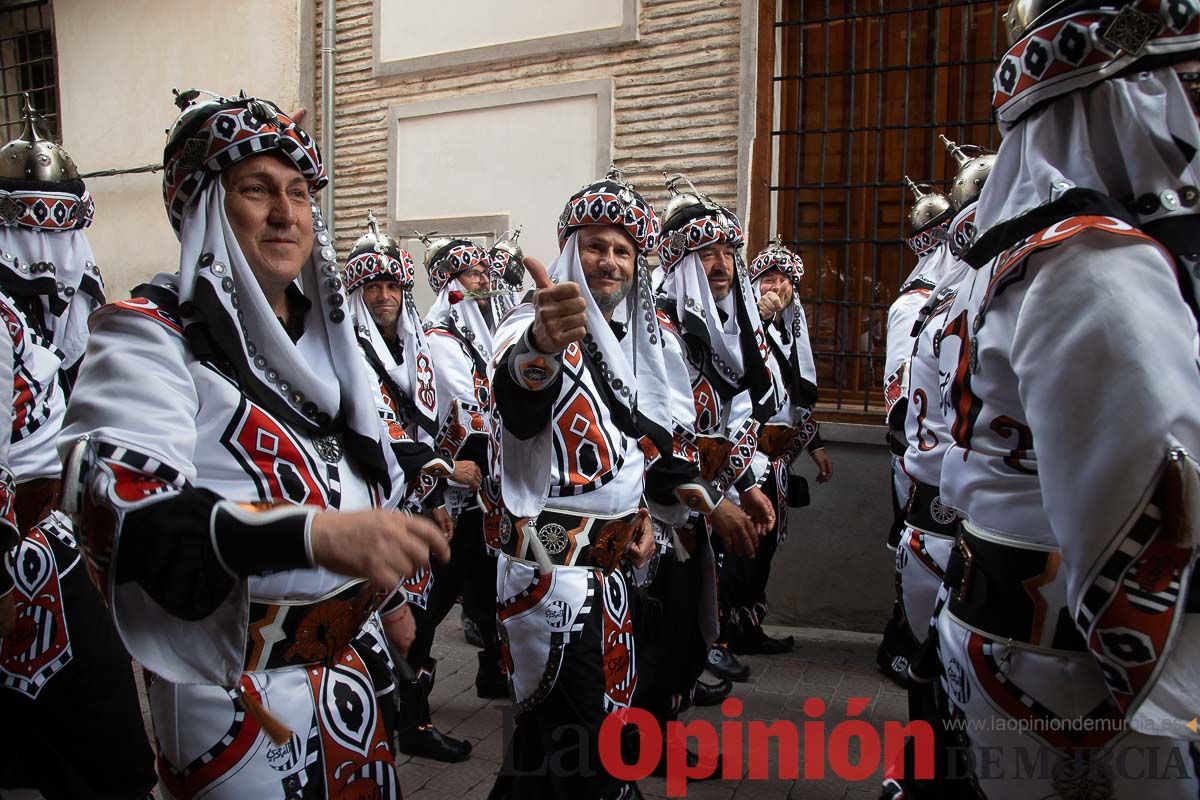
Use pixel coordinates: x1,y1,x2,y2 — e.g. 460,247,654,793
706,644,750,682
730,626,795,655
692,677,733,707
651,747,722,780
475,651,509,699
395,724,472,762
462,609,485,649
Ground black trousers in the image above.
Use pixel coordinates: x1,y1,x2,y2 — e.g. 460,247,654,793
716,468,784,640
408,507,499,671
0,559,156,799
633,550,706,728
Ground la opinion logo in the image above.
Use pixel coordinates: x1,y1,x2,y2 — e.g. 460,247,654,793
597,696,935,797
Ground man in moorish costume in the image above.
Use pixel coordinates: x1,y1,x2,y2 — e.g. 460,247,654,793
411,231,510,705
653,174,782,683
60,89,446,798
487,166,759,799
487,226,525,323
876,174,954,686
904,2,1200,796
880,135,994,799
732,236,832,655
0,98,156,799
344,212,475,762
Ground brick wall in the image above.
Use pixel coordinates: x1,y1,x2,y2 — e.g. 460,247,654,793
314,0,746,258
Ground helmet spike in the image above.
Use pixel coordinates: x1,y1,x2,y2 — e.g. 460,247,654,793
940,135,970,167
903,176,932,200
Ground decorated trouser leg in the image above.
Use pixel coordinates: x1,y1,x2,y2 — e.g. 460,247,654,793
633,551,705,732
492,586,643,800
493,562,642,800
0,517,156,800
935,609,1200,798
877,525,956,686
396,511,476,762
717,469,788,651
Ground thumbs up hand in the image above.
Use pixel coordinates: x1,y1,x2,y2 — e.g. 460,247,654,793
524,256,588,353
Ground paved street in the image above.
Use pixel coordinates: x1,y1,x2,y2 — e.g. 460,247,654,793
402,610,905,800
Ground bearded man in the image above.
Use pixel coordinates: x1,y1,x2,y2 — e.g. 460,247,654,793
487,167,757,799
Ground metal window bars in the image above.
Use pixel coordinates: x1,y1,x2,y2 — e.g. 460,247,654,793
771,0,1003,417
0,0,57,142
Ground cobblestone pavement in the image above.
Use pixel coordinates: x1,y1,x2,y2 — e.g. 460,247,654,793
401,610,904,800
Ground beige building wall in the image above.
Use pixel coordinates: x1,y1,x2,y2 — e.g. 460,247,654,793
320,0,749,294
55,0,305,300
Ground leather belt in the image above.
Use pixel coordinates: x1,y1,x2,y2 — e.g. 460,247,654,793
498,507,641,574
945,525,1087,652
905,481,960,538
243,580,388,672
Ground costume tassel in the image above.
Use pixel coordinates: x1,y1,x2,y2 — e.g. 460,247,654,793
237,683,292,745
1163,447,1200,548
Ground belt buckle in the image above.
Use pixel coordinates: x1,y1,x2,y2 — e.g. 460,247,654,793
952,536,975,602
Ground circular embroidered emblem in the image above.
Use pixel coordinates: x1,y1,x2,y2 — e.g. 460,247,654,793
537,523,568,555
499,516,513,545
313,435,342,464
930,495,957,526
945,657,971,704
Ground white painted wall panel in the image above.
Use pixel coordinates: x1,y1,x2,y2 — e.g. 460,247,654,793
390,88,606,309
379,0,624,62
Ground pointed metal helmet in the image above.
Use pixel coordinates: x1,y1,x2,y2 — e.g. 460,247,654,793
488,226,525,287
557,164,659,253
940,135,996,212
0,94,79,183
749,235,805,286
415,230,487,294
657,171,744,272
903,176,952,234
1003,0,1067,45
343,211,416,293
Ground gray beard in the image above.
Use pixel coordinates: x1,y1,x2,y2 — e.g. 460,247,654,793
593,280,632,316
369,309,400,333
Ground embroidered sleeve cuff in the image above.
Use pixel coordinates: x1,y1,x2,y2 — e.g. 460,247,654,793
509,329,563,391
672,480,723,515
420,455,454,479
210,501,317,577
806,430,825,453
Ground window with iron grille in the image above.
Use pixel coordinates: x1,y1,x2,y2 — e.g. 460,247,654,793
754,1,1005,420
0,0,57,141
